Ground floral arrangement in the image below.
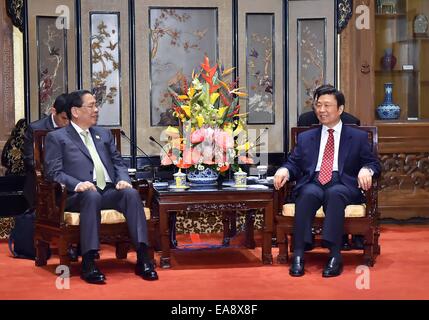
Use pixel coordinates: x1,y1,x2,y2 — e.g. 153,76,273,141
160,56,254,174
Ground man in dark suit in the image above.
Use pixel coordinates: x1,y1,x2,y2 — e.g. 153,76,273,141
44,90,158,284
274,85,381,277
23,93,70,208
297,85,364,251
22,94,78,260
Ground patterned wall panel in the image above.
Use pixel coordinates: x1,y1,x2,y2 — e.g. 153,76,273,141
246,13,275,125
297,18,326,114
90,12,121,126
149,8,218,126
36,16,68,117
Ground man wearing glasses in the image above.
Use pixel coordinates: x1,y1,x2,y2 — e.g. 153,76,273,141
44,90,158,284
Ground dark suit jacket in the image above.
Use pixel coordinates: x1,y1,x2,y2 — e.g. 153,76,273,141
298,111,360,127
44,125,130,193
23,115,55,206
282,125,381,196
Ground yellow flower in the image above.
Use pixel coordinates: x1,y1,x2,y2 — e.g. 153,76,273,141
236,141,252,151
165,126,180,137
181,105,191,118
196,115,204,127
233,122,244,136
217,106,228,118
188,87,195,98
223,123,234,134
210,93,219,105
178,95,189,100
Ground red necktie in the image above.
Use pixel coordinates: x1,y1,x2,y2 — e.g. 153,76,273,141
318,129,335,185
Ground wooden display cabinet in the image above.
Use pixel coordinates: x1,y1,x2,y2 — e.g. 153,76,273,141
375,0,429,120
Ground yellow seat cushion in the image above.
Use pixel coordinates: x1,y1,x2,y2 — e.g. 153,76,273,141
282,203,366,218
64,207,151,226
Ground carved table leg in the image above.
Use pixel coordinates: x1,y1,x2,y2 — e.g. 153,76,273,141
244,210,256,249
160,207,171,268
222,211,233,247
229,212,237,237
262,202,274,264
169,213,178,248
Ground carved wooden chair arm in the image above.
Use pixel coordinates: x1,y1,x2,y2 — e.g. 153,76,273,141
364,177,379,219
132,178,154,207
35,178,67,226
133,178,157,221
276,181,296,214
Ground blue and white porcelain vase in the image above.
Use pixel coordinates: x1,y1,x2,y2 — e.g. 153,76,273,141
376,83,400,120
187,167,219,185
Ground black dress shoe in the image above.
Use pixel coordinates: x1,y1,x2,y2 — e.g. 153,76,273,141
289,256,305,277
135,262,159,281
322,257,343,278
68,246,79,262
352,235,364,250
81,260,106,284
341,235,351,251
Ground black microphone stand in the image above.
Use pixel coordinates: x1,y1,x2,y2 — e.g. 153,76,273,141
120,130,157,181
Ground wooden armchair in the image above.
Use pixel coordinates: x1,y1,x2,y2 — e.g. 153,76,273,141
276,125,380,267
33,129,155,268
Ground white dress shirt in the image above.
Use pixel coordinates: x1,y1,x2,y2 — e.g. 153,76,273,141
315,121,343,172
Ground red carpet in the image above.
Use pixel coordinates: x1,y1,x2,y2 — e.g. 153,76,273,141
0,224,428,300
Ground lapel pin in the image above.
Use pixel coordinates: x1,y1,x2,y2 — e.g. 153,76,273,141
95,135,100,140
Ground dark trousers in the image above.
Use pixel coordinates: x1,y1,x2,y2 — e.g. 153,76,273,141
66,184,149,255
293,172,362,252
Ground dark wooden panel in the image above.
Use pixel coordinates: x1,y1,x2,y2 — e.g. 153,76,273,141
340,0,376,126
377,121,429,153
378,122,429,219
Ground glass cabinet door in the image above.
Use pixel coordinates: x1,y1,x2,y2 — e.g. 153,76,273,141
375,0,429,120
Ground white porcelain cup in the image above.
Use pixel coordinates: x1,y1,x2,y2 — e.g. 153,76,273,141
257,165,268,180
234,171,247,187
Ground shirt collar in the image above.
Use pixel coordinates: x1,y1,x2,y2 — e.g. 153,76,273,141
322,120,342,134
51,114,58,128
71,121,89,135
